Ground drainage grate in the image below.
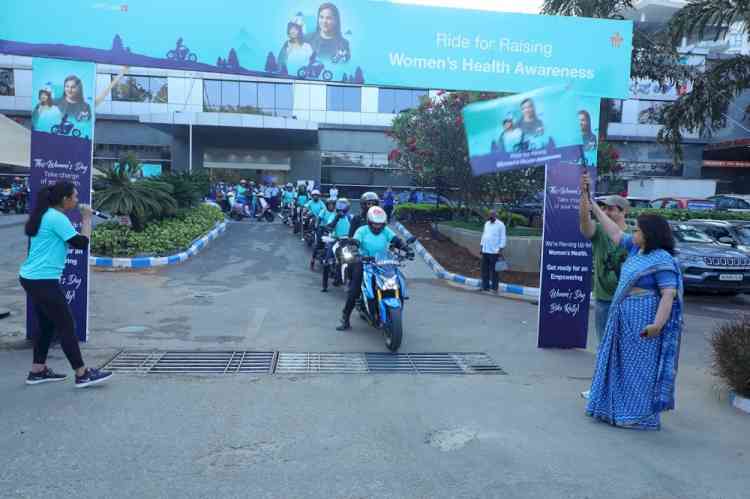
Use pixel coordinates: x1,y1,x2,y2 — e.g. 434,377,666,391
102,351,504,375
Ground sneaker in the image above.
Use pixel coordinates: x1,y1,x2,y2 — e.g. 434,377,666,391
75,368,113,388
580,390,590,400
26,367,68,385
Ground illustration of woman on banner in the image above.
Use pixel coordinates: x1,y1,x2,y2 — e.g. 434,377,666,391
278,16,314,73
305,3,350,63
578,109,598,166
517,98,547,150
31,85,62,134
498,112,524,154
55,75,92,123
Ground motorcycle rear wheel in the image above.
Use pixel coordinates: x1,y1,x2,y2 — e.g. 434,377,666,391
384,307,403,352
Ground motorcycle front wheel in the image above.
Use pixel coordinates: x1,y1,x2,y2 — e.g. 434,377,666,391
383,307,403,352
322,70,333,81
188,53,198,62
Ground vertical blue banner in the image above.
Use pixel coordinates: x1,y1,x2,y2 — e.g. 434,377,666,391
537,162,596,349
27,57,95,342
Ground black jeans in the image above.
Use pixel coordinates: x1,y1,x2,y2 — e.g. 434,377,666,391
20,277,84,370
384,205,394,222
342,262,363,320
480,253,499,291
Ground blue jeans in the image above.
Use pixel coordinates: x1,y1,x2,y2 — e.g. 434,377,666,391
594,299,611,345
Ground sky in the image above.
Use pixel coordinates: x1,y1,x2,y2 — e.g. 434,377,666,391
391,0,544,14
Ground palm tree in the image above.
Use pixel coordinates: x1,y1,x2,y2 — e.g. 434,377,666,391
93,153,177,231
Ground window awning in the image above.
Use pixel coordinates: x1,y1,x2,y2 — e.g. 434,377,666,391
0,114,30,168
203,161,290,171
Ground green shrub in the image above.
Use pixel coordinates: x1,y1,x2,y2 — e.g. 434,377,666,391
394,203,528,227
629,208,750,222
153,172,210,208
91,204,225,257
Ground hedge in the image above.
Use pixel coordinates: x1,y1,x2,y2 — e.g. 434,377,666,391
393,203,529,227
628,208,750,222
91,204,225,257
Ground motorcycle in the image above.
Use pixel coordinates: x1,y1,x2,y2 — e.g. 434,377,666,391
255,196,275,222
280,204,293,227
0,190,17,214
332,237,359,287
355,237,416,352
229,194,254,221
297,60,333,81
51,115,81,137
301,212,316,247
166,44,198,62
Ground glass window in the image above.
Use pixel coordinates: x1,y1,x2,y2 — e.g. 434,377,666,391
0,68,14,96
327,86,361,112
342,87,361,112
203,80,220,111
221,81,239,112
673,226,715,244
378,88,395,113
608,99,623,123
239,82,258,113
259,83,275,114
276,83,293,111
638,101,666,124
370,153,389,168
150,77,167,103
395,90,413,113
327,86,343,111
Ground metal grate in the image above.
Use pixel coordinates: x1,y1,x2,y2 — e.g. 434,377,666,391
102,351,504,375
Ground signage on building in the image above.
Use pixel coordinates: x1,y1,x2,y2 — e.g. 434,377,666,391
0,0,632,98
703,160,750,168
617,161,681,179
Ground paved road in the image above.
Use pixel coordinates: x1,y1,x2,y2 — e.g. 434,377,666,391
0,220,748,499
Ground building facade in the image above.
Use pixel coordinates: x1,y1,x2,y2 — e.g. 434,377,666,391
1,53,435,192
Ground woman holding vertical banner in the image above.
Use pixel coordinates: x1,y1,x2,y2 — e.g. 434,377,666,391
583,187,683,430
20,181,113,388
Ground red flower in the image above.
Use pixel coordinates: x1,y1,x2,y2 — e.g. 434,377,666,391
388,149,401,161
612,150,620,160
455,116,463,126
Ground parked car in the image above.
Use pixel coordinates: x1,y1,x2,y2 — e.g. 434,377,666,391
671,222,750,294
626,197,651,209
650,197,716,211
687,220,750,254
708,195,750,213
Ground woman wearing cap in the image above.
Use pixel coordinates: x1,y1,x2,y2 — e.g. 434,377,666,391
278,18,314,73
32,87,62,133
582,189,683,430
19,181,113,388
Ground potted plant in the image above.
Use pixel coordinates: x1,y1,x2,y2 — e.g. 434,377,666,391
710,315,750,414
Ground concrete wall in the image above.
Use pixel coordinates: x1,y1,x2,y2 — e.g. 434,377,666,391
436,224,542,274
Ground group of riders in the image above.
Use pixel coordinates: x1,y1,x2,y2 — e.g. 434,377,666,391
217,180,414,332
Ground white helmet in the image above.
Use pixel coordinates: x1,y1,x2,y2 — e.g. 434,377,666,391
367,206,388,234
311,189,321,197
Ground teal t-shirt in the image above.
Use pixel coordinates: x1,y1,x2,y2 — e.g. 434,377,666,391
282,191,295,205
321,209,336,225
20,209,78,280
306,200,325,218
332,214,351,238
353,225,396,258
296,194,309,206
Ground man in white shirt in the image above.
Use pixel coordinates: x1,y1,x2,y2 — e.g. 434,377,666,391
329,185,339,201
480,210,507,292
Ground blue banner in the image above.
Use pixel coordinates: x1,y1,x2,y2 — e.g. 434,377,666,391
537,162,595,349
463,85,600,175
0,1,632,98
27,58,95,342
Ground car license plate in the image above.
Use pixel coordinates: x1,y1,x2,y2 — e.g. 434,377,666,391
719,274,743,282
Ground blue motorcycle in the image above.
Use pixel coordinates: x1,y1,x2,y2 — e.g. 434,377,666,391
356,237,416,352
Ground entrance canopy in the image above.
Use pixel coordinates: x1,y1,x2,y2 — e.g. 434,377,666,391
204,148,290,171
0,113,30,168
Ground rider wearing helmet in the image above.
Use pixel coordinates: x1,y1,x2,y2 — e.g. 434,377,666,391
336,206,407,331
310,198,338,270
281,183,296,209
326,198,352,239
305,189,326,221
293,185,309,234
348,191,380,238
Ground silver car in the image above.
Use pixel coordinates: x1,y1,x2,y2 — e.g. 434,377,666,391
671,223,750,294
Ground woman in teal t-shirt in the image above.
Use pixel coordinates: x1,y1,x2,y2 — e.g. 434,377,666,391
19,181,112,388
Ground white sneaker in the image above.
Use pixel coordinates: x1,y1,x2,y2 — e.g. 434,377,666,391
580,390,590,400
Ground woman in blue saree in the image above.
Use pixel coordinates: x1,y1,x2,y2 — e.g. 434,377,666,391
585,195,684,430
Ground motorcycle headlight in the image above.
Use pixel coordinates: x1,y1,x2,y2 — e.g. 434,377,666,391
341,247,355,261
381,276,399,291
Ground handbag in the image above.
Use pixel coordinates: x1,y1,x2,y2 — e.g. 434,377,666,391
494,256,509,272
